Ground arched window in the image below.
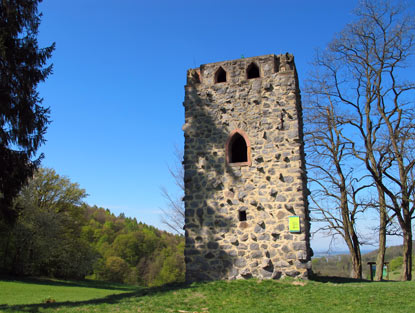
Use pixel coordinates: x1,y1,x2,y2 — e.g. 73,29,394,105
215,66,227,83
247,62,260,79
230,134,247,162
226,130,251,166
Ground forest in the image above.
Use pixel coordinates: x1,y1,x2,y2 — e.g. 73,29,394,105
0,168,185,286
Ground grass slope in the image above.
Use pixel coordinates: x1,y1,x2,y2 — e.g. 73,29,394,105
1,277,414,313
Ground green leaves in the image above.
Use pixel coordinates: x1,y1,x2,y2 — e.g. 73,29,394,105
1,167,95,279
0,0,55,225
83,205,185,286
0,167,185,285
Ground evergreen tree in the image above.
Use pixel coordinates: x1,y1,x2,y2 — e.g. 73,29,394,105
0,0,55,224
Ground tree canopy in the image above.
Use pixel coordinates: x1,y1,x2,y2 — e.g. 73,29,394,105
0,0,55,224
0,167,185,285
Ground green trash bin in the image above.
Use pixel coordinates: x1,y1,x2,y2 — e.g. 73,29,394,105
368,262,389,280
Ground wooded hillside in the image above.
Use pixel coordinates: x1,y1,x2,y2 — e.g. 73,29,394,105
0,168,185,286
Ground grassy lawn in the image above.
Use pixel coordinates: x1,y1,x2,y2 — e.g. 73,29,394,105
1,276,414,313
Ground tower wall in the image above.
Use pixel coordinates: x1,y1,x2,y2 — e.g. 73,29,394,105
183,54,311,281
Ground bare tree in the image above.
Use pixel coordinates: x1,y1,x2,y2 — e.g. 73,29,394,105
307,0,415,280
160,148,185,234
305,97,369,279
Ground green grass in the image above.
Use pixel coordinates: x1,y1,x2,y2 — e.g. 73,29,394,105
1,276,414,313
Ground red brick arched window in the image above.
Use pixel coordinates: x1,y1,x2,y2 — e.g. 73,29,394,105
226,129,251,166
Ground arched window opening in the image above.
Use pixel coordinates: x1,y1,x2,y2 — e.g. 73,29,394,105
226,129,251,166
247,62,260,79
215,66,227,83
230,134,247,163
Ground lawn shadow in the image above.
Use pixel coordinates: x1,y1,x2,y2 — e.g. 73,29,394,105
0,281,195,313
310,274,375,284
0,275,133,291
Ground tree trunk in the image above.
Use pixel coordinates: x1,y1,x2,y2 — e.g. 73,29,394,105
341,185,362,279
375,190,387,281
401,225,412,281
350,232,362,279
3,230,12,271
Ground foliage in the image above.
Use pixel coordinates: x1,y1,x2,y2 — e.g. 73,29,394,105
100,256,131,283
0,167,185,286
390,256,404,272
84,205,185,286
0,0,55,225
388,254,415,279
1,277,415,312
0,168,96,279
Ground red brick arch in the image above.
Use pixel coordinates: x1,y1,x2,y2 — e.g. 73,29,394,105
225,129,252,166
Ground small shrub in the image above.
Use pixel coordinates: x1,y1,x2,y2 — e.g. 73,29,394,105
102,256,131,283
389,256,403,272
42,297,56,303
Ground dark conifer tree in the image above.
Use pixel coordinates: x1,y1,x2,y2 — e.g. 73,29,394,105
0,0,55,224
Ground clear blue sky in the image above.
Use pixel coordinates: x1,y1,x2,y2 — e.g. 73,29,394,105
35,0,384,252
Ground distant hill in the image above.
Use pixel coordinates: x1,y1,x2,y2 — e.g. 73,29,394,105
362,241,415,262
312,241,415,279
313,249,372,258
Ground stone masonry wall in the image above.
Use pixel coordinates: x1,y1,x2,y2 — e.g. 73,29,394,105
183,54,311,282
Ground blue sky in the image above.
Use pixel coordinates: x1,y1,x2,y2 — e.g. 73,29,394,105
34,0,396,252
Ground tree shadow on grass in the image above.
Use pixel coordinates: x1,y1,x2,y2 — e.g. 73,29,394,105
0,281,195,313
0,275,134,291
310,274,379,284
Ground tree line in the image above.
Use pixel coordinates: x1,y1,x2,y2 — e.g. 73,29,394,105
0,168,185,286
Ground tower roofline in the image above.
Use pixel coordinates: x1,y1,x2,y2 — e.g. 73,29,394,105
191,53,293,70
186,53,296,86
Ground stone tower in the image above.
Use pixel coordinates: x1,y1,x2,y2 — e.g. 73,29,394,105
182,54,311,282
